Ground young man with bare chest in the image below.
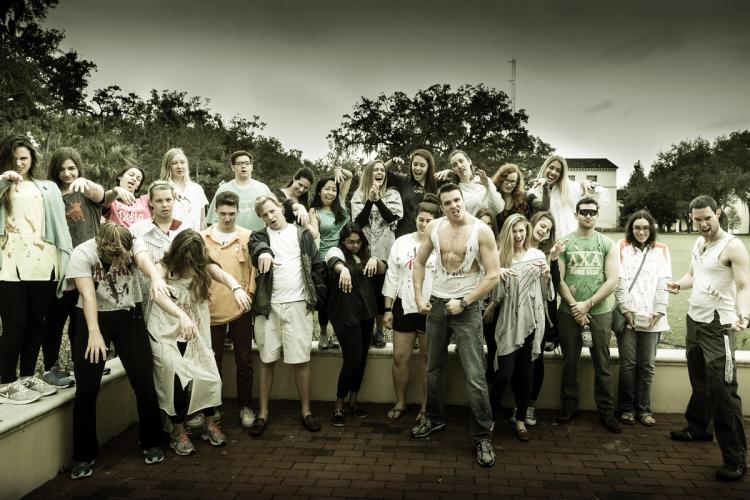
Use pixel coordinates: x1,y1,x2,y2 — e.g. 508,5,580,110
667,195,749,482
412,183,500,467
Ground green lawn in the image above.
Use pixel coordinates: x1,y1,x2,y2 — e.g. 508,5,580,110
613,232,750,349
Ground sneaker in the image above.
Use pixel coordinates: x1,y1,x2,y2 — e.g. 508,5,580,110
525,405,537,426
670,427,713,442
620,411,636,425
21,376,57,396
346,405,368,419
330,336,340,349
330,408,345,427
411,417,446,438
0,380,41,404
185,412,204,430
475,439,496,467
240,407,256,428
716,462,747,482
318,333,330,350
170,431,197,456
70,460,94,480
372,331,386,349
143,447,165,464
42,364,75,388
201,423,227,447
600,415,622,433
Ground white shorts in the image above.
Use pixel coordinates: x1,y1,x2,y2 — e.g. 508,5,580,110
254,301,313,364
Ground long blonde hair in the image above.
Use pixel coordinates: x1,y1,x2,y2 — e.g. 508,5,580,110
497,213,530,268
160,148,191,183
357,159,388,198
536,155,570,199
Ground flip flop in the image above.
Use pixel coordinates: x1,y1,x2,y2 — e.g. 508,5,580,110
387,406,405,420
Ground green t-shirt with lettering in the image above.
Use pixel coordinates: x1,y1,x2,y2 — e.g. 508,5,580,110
559,231,614,315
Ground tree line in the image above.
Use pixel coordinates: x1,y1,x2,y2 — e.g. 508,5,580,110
3,1,748,227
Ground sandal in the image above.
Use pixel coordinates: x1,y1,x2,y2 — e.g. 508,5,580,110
639,415,656,426
387,406,405,420
620,411,635,425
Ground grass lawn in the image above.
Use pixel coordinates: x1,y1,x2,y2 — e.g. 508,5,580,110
611,232,750,349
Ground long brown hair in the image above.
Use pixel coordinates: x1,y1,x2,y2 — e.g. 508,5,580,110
161,230,215,303
492,163,528,213
0,134,42,214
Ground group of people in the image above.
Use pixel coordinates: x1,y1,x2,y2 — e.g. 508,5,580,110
0,134,746,481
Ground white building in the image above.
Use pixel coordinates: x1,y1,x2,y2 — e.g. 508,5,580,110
566,158,619,230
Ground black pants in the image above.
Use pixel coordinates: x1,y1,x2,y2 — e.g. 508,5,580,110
170,341,215,424
483,307,499,383
72,306,163,461
210,312,254,408
44,288,79,370
685,313,746,467
333,319,374,399
0,280,56,383
490,333,534,421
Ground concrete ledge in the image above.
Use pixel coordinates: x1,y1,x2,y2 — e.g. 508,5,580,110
220,344,750,415
0,359,137,500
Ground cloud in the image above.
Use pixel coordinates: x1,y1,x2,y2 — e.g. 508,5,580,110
623,108,634,116
585,99,614,113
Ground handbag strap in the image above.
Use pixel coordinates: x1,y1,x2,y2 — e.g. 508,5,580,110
627,246,649,292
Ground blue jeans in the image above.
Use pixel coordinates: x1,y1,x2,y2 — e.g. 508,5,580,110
425,297,493,444
616,328,660,416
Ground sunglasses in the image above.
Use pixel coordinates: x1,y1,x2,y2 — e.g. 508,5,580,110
578,209,598,217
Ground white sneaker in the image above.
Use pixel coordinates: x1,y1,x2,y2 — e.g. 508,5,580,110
0,380,42,404
240,407,256,428
185,412,204,429
21,376,57,396
525,405,537,426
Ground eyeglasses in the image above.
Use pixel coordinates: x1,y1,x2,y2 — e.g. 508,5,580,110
578,209,598,217
633,225,650,232
344,239,362,246
501,179,518,186
233,161,252,167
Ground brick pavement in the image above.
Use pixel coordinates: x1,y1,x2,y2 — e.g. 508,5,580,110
26,401,750,499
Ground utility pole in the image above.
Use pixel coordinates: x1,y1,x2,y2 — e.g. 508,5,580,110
508,58,516,113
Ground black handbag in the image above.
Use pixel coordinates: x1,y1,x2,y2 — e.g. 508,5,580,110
613,247,649,335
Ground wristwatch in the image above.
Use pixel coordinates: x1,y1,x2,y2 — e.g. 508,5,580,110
459,298,468,309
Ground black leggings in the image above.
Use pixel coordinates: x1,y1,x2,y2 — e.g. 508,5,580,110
483,307,499,383
0,280,56,382
333,319,374,399
44,288,79,370
490,333,534,421
170,341,215,424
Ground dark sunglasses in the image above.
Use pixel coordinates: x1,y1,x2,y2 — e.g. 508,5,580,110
578,209,598,217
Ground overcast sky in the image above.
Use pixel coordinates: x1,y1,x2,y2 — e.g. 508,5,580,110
44,0,750,185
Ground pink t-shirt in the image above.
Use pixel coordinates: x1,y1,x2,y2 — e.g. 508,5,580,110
105,195,151,228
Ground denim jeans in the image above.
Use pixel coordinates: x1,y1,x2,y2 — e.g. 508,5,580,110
616,328,660,416
425,297,493,444
559,311,615,416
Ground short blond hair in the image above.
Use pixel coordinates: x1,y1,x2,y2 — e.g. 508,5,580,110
254,193,282,217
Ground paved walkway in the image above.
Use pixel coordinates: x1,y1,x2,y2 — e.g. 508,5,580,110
27,401,750,499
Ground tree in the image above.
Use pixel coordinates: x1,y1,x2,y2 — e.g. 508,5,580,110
618,161,651,226
0,0,96,120
328,83,553,175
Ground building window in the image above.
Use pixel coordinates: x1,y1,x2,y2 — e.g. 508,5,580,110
568,175,575,181
587,175,598,182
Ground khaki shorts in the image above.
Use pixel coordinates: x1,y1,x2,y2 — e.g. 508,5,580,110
254,301,313,364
